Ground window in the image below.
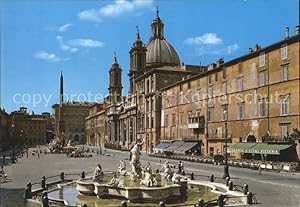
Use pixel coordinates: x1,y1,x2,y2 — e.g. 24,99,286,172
164,115,168,127
280,98,289,115
151,98,154,111
259,99,267,117
281,125,289,139
281,44,288,60
179,93,184,104
187,111,192,124
151,118,154,128
222,82,227,95
222,105,228,121
146,79,150,93
208,86,214,97
196,109,202,117
281,65,288,81
179,84,183,91
237,78,243,91
151,77,154,92
171,114,176,126
259,52,265,67
208,74,212,83
237,104,244,120
208,108,214,122
195,89,201,101
187,81,191,89
215,72,218,81
259,71,266,86
222,67,227,79
179,112,184,125
146,116,149,128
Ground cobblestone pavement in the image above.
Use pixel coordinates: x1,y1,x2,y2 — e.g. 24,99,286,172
0,146,299,207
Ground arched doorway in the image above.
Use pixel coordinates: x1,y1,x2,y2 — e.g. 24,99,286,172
246,135,257,142
74,135,80,143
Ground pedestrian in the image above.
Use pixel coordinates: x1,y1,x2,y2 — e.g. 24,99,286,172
38,153,40,158
178,161,182,174
258,165,262,175
2,155,5,165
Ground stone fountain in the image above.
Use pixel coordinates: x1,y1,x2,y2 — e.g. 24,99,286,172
76,141,186,203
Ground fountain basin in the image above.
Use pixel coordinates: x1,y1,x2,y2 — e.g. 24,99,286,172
76,179,95,196
94,182,184,203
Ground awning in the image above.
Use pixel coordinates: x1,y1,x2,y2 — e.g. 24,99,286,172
227,143,257,153
173,142,200,154
247,143,293,155
164,141,185,151
228,143,294,155
154,142,173,150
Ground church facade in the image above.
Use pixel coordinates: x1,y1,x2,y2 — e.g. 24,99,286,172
87,10,204,153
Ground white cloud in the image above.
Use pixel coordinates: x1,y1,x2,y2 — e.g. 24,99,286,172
33,51,61,62
78,9,102,22
56,36,78,53
184,33,223,45
58,23,73,32
195,43,239,56
100,0,153,17
78,0,153,22
226,43,239,54
185,33,239,56
68,39,105,48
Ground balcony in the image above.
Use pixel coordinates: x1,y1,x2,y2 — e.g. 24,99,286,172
188,116,205,129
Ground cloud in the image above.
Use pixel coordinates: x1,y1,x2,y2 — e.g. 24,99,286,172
78,9,102,22
56,36,78,53
78,0,153,22
185,33,239,56
184,33,223,45
58,23,73,32
195,43,239,56
33,51,62,62
68,39,105,48
226,43,239,54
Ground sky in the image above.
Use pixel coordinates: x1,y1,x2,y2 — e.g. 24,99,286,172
0,0,299,114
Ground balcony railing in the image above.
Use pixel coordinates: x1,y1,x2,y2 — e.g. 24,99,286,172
188,116,205,129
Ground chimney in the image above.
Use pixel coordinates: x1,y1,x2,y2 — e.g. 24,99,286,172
285,27,289,39
216,58,224,67
249,48,253,53
295,25,300,35
254,44,261,51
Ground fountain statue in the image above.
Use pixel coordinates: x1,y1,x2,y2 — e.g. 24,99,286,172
161,161,174,181
140,162,157,187
129,140,143,180
108,173,125,187
117,159,127,176
93,164,104,183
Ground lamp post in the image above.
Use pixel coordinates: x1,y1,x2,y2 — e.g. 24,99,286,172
223,109,230,179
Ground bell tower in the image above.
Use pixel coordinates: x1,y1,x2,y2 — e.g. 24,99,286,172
129,26,147,94
108,52,123,103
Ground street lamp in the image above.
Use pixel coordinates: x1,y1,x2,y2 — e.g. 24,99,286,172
223,109,230,179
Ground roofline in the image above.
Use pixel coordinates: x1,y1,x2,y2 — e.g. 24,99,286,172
135,67,201,81
161,34,300,91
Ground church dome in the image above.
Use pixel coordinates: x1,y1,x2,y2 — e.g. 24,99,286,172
146,10,180,68
146,38,180,67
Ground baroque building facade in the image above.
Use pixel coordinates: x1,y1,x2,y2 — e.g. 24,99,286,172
86,10,300,159
87,10,204,153
161,26,300,160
